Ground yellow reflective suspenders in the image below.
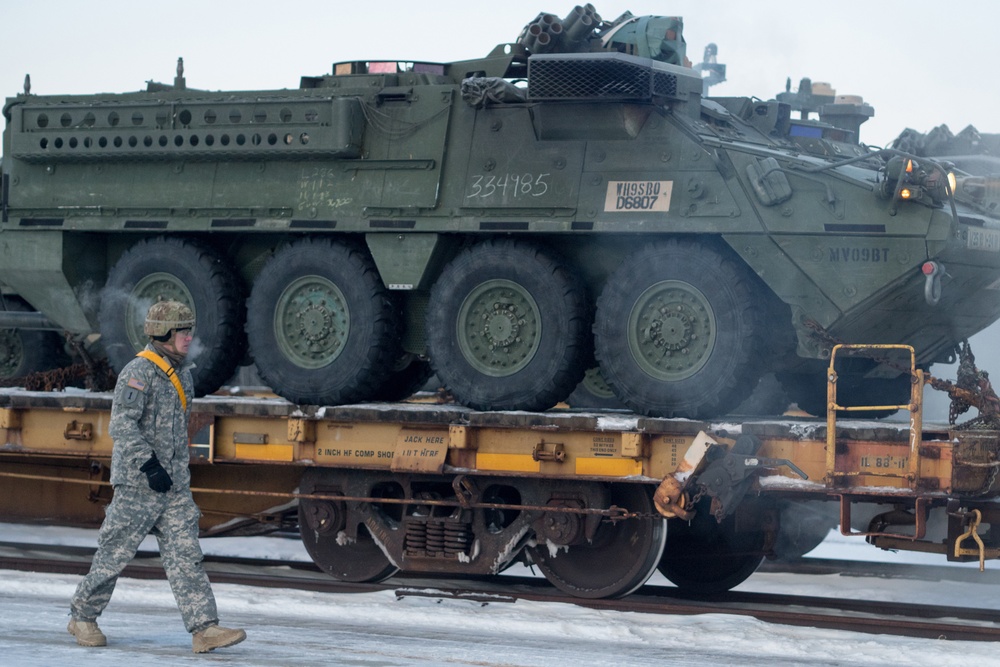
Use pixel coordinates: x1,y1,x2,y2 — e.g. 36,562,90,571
136,350,188,410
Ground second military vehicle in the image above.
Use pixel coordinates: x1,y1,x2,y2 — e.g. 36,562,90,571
2,5,1000,418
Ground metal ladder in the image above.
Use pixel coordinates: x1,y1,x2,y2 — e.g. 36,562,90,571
824,344,928,539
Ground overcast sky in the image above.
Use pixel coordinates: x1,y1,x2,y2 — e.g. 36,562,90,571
3,0,997,146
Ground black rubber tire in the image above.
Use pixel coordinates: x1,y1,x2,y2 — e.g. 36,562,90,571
99,237,246,396
564,367,628,410
0,296,70,380
777,371,828,417
245,238,399,405
426,239,590,411
594,239,769,419
772,500,838,561
657,500,765,594
369,354,433,402
729,373,791,417
779,370,907,419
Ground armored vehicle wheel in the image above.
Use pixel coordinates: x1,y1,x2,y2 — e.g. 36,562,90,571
0,296,69,380
852,376,911,418
369,354,433,402
657,501,766,594
426,239,589,411
594,239,768,419
100,237,246,396
772,500,838,561
246,238,398,405
779,371,906,419
526,484,666,599
777,372,829,417
729,373,792,417
565,367,627,410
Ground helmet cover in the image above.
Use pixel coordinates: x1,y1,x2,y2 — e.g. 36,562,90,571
143,300,195,337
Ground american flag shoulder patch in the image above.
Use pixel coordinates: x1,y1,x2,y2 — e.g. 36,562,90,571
127,377,146,391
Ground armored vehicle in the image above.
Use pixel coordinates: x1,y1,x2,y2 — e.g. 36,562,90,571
2,5,1000,418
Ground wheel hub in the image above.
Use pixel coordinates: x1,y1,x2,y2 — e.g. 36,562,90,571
457,279,541,377
483,302,521,349
297,304,333,342
276,277,349,369
648,309,694,351
580,367,616,399
302,499,345,535
628,280,716,381
533,500,585,546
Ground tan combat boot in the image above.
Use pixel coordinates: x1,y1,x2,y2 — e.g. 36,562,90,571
67,619,107,647
192,624,246,653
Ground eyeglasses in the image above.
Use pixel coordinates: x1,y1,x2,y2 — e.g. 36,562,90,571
173,328,194,336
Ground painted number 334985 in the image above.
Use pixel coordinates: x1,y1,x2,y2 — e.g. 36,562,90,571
466,173,550,199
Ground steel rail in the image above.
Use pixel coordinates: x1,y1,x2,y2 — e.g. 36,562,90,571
2,541,997,642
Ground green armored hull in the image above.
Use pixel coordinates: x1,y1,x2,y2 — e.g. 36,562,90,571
2,6,999,418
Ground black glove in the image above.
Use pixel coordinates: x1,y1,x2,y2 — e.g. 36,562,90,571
139,453,173,493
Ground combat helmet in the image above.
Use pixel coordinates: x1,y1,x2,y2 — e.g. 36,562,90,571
144,300,195,337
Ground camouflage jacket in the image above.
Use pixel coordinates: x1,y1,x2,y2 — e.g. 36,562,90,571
109,344,195,489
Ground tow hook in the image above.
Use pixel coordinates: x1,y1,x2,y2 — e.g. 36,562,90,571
953,508,987,571
922,261,944,306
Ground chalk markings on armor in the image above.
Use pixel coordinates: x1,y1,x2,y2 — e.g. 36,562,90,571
465,173,551,199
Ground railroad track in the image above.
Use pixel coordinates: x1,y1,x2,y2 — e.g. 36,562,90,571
2,540,997,642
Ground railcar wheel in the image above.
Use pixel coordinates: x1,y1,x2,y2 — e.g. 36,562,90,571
298,496,399,583
246,239,399,405
594,239,769,418
99,237,246,396
657,501,766,594
426,239,589,411
0,296,69,380
526,484,666,599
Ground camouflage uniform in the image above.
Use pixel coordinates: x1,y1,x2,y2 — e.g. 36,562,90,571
70,344,218,634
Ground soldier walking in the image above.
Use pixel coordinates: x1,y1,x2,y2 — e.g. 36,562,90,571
68,300,246,654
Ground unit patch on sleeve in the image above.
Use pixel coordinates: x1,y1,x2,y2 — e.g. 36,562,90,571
123,376,146,405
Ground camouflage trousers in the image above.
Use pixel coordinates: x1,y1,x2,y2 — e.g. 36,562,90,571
70,485,218,633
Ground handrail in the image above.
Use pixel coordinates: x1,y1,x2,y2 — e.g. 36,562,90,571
825,344,923,486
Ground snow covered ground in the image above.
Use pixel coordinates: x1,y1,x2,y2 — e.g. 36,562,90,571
1,522,997,666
